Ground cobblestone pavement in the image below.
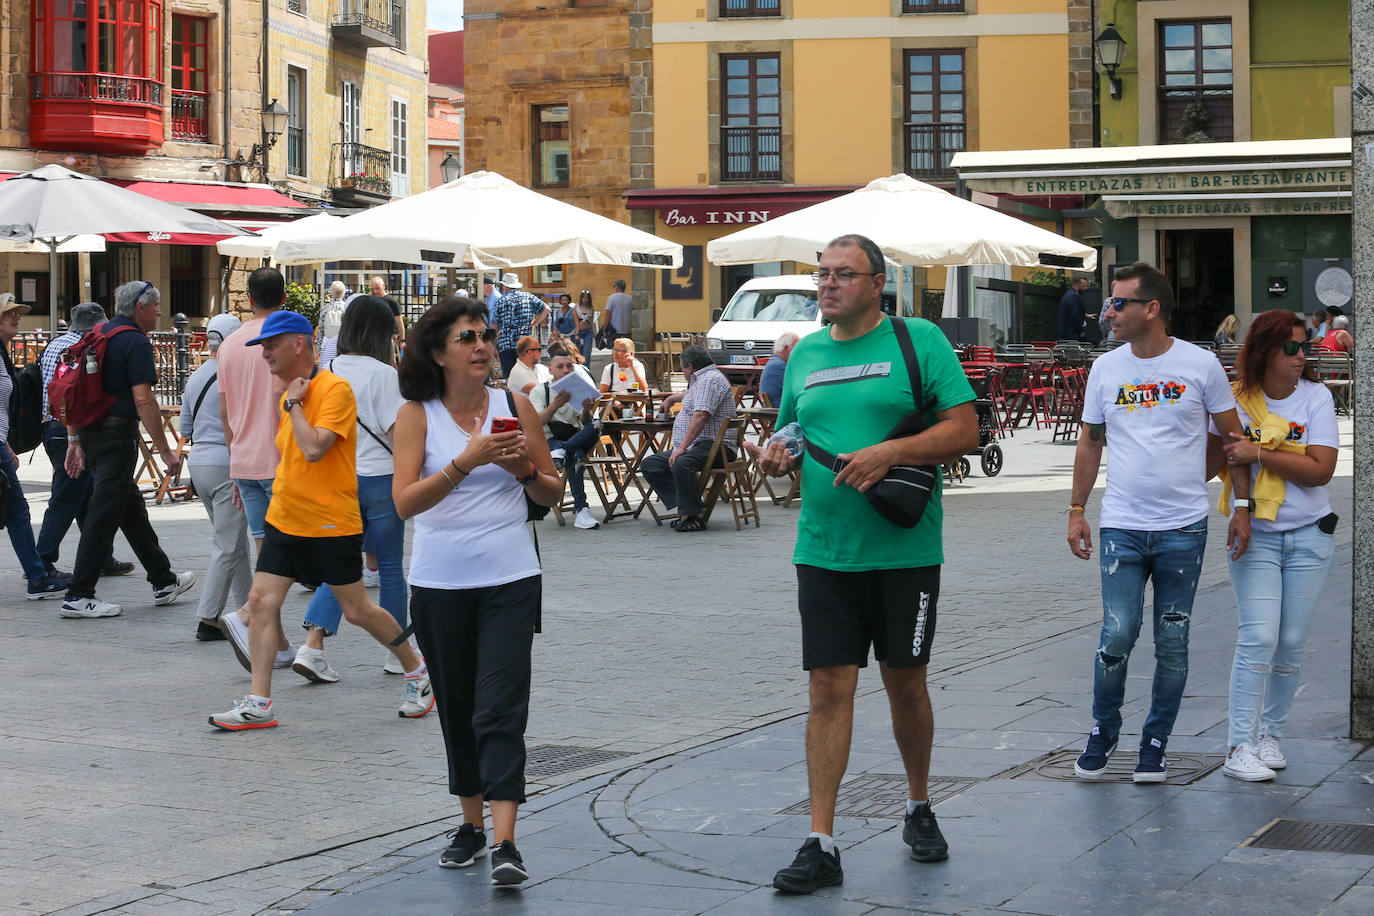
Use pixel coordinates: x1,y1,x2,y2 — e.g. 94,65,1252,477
0,422,1356,914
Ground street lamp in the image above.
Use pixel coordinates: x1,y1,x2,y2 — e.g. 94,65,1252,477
248,99,289,177
440,152,461,183
1096,24,1127,100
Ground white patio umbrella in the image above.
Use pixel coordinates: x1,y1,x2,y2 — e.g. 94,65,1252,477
706,173,1097,271
0,163,248,328
215,211,340,260
0,234,106,254
272,170,682,269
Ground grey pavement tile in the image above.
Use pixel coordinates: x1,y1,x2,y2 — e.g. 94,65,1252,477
934,729,1079,752
700,886,880,913
1141,853,1369,916
521,875,746,911
1324,885,1374,913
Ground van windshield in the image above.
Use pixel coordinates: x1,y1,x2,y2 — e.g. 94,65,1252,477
721,289,819,322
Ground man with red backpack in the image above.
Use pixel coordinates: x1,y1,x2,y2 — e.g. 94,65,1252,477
57,280,195,619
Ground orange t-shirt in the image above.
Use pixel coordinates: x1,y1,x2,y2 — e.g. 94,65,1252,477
264,370,362,537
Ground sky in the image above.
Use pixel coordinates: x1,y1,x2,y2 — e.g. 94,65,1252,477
429,2,463,31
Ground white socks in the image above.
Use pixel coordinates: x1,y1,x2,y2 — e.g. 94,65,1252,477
807,832,836,854
906,799,928,816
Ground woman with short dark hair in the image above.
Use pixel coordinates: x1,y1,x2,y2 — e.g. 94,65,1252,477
1208,308,1339,782
392,296,562,885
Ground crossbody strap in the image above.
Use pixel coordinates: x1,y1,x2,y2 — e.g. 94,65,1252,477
188,373,216,431
330,359,392,453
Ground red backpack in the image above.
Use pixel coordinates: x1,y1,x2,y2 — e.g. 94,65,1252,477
47,324,139,429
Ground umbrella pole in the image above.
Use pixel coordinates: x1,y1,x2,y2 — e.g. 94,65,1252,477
48,242,59,332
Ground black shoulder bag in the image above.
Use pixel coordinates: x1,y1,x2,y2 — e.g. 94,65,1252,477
804,316,940,529
504,389,551,522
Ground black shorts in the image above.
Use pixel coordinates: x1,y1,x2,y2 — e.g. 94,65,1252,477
797,564,940,670
256,522,363,588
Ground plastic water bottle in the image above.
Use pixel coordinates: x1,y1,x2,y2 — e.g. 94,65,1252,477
767,422,806,459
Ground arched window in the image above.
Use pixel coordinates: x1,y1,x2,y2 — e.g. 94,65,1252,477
30,0,166,153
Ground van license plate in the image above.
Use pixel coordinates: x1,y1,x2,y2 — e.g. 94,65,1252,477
730,355,755,364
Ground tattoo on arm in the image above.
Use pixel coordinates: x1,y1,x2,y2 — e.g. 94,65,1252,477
1087,423,1105,443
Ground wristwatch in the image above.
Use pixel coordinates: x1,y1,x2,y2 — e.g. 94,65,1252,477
282,397,301,413
1233,498,1254,511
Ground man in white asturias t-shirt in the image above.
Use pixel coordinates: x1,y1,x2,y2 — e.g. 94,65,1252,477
1067,261,1252,784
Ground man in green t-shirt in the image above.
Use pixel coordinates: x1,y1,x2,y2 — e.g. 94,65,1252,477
748,234,977,894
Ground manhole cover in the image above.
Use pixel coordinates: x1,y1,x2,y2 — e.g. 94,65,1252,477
525,744,632,780
1004,749,1225,785
777,774,978,819
1247,819,1374,855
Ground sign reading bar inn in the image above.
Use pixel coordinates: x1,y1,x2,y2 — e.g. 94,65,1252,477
1104,195,1352,219
967,166,1350,197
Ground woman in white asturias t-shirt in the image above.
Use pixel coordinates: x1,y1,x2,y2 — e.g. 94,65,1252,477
1207,309,1339,783
296,295,412,680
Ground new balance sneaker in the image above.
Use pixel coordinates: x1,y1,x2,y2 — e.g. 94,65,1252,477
1255,733,1287,770
196,619,226,641
439,823,489,868
573,507,600,530
208,696,277,731
152,571,196,606
27,575,70,600
549,447,566,463
399,673,435,718
59,596,122,618
221,613,252,672
292,647,340,683
1074,726,1118,779
362,566,380,589
489,840,528,886
902,802,949,862
1134,735,1168,783
1223,744,1276,782
101,559,135,577
773,838,843,894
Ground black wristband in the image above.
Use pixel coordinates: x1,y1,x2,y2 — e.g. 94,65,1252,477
517,469,539,485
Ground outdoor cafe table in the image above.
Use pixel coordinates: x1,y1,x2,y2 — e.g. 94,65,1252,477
598,415,675,522
739,406,799,506
721,363,766,406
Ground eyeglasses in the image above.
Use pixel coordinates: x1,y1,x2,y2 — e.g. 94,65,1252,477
811,269,881,286
453,328,498,345
1103,296,1154,311
1282,340,1311,357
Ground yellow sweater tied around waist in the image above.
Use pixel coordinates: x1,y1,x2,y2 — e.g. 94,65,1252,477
1216,384,1306,521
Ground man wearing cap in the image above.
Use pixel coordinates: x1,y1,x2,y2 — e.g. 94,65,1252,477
60,281,195,618
35,301,134,582
208,310,433,730
492,272,548,379
0,294,70,598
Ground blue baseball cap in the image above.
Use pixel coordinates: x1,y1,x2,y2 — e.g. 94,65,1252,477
245,310,314,345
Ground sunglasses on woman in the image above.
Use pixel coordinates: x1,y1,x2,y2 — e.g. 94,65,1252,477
453,328,498,345
1281,340,1311,357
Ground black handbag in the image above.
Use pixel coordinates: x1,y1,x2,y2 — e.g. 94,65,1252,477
804,316,939,529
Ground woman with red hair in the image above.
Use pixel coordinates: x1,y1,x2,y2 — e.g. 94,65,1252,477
1207,309,1339,782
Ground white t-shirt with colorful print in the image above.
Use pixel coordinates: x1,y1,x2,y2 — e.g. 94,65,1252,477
1082,339,1235,531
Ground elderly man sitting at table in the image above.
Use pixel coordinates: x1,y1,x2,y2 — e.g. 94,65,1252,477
505,335,550,395
760,331,799,408
640,346,736,533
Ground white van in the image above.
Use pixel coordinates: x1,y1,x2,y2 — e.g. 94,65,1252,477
705,274,821,366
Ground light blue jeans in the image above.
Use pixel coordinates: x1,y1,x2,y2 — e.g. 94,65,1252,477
233,477,274,540
302,475,407,635
1227,521,1335,748
1092,521,1208,743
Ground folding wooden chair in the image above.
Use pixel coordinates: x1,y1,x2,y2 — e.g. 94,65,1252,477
704,416,760,530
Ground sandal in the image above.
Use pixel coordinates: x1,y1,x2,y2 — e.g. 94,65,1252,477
675,516,707,533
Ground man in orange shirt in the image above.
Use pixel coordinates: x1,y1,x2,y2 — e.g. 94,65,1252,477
209,311,432,730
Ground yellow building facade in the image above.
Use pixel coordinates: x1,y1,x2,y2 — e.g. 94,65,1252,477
629,0,1092,331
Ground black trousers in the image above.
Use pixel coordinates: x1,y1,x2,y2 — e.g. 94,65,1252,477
410,576,540,802
68,418,174,599
640,437,732,519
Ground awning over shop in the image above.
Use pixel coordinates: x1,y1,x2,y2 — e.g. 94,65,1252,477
952,138,1352,218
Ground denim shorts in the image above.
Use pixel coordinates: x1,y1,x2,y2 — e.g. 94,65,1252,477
233,477,274,539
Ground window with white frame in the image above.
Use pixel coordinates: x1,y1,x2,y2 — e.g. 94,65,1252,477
286,67,305,176
391,98,409,197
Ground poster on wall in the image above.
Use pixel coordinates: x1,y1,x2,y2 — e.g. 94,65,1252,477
662,245,702,300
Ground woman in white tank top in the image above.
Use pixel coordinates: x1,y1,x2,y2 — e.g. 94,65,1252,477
392,296,561,885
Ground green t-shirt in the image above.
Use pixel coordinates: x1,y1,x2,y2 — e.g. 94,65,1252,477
777,317,974,571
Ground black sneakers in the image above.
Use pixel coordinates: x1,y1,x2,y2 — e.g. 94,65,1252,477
903,802,949,862
439,823,488,868
490,840,529,886
772,838,843,894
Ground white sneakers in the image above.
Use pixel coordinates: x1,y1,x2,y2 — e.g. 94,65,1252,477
574,507,600,530
1255,734,1287,770
399,673,435,718
59,597,122,618
153,571,197,606
292,647,340,683
362,566,380,589
1223,744,1276,782
384,648,405,675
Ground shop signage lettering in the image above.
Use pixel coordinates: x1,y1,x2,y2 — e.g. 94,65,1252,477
662,207,773,227
966,166,1350,196
1104,197,1352,219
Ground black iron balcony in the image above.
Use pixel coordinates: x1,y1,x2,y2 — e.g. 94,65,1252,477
170,89,209,142
904,122,965,183
331,1,401,49
330,141,393,205
721,125,782,182
720,0,781,17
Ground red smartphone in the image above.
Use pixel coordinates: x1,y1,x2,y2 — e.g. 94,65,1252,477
491,417,520,434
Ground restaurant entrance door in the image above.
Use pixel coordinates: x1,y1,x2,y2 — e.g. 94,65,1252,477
1161,228,1234,343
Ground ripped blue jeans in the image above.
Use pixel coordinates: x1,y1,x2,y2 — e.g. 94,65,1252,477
1092,520,1208,742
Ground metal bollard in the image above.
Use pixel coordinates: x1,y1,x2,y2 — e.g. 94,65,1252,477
174,312,189,403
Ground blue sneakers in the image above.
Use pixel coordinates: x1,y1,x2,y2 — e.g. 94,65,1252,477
1074,726,1118,779
1134,735,1168,783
